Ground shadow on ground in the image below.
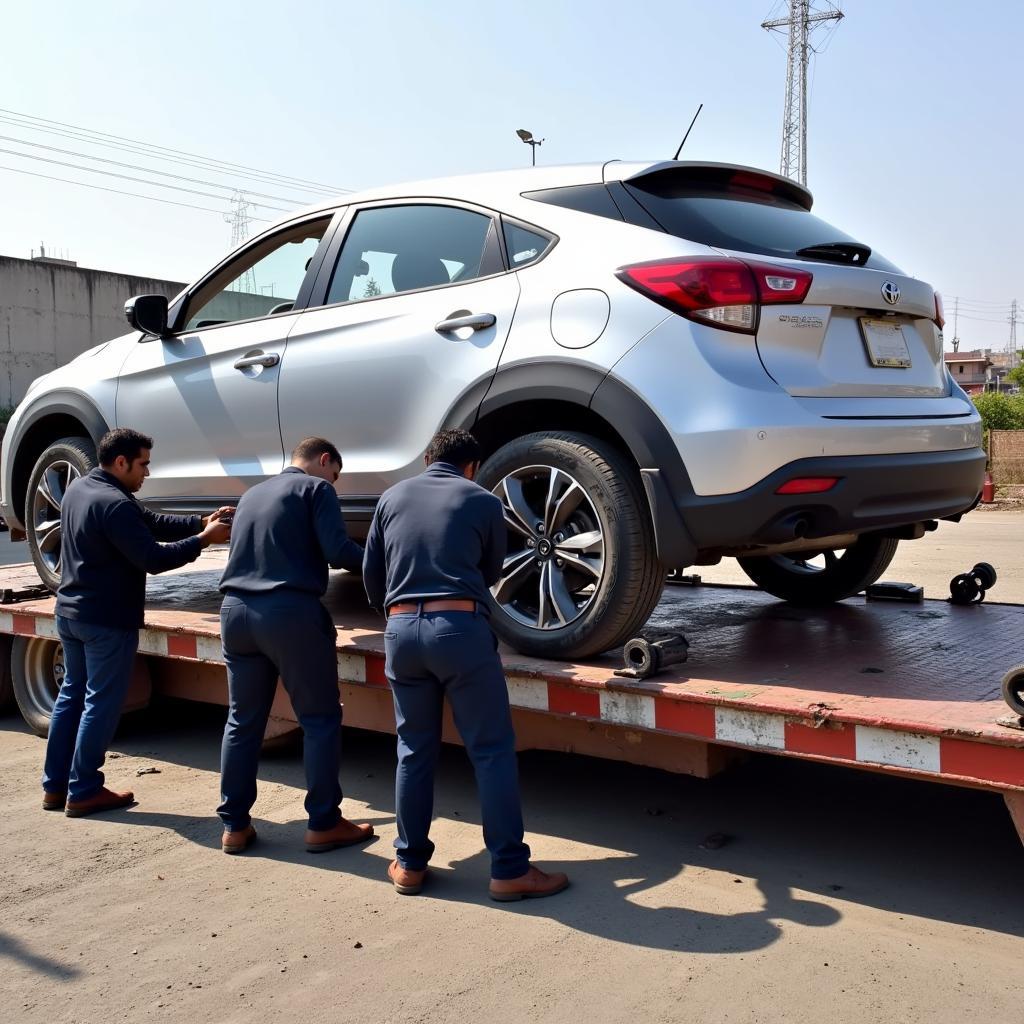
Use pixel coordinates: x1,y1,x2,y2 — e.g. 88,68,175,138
4,695,1020,953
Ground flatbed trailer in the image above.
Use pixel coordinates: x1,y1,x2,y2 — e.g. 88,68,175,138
2,551,1023,849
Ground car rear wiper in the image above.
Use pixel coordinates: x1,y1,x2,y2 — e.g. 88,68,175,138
795,241,872,265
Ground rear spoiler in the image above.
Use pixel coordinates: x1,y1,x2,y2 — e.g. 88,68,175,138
603,160,814,212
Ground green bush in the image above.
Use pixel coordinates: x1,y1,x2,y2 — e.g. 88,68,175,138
972,392,1024,434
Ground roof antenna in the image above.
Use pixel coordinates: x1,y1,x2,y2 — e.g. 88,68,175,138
673,103,704,160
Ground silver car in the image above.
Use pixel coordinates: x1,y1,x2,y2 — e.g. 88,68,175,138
1,160,985,658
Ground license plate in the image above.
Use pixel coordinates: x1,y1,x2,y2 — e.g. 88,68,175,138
860,317,912,368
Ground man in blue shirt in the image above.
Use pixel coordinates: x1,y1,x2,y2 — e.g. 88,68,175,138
217,437,373,855
363,428,568,901
45,428,232,818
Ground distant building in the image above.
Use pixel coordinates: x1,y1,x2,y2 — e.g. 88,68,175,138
944,351,992,394
0,254,186,409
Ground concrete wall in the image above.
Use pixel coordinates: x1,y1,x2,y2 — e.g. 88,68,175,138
0,256,187,409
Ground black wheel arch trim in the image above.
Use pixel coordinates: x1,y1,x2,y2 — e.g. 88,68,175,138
469,362,699,566
2,390,108,530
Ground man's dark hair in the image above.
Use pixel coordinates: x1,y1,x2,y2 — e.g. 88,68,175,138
425,428,482,469
98,428,153,467
292,436,342,466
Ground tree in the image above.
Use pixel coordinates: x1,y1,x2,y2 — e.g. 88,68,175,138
972,392,1024,437
1007,363,1024,389
363,277,382,298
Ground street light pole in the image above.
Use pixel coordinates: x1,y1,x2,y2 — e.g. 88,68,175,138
516,128,544,166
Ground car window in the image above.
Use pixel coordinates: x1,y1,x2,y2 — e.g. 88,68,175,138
182,218,330,331
623,171,901,272
326,205,494,305
503,222,552,268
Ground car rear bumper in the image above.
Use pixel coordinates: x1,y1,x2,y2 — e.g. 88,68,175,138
677,447,986,553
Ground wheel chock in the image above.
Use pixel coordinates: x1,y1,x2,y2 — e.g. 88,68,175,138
865,582,923,603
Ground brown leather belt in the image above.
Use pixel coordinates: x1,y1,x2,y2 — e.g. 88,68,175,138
387,599,477,616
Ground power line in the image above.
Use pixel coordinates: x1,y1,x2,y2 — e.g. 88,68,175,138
0,163,270,220
0,133,314,207
0,110,352,196
0,147,292,212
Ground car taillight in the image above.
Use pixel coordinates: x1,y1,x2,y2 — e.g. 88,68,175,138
616,257,812,334
934,291,945,331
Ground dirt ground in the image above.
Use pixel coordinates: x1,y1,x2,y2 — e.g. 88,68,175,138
1,511,1023,1023
2,705,1023,1024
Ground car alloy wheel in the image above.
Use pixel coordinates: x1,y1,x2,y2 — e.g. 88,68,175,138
31,460,82,577
491,465,606,630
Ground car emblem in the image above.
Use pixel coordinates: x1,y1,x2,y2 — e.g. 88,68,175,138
881,281,900,305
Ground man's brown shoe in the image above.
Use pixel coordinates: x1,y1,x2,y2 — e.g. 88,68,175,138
42,791,66,811
65,787,135,818
489,865,570,902
387,859,427,895
304,817,374,853
222,824,258,854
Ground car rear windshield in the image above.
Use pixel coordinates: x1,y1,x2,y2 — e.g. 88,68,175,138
526,171,901,273
624,172,901,272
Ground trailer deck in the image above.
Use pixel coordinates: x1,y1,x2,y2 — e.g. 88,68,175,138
3,551,1023,847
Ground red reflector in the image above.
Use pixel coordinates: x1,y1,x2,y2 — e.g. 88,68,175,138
775,477,839,495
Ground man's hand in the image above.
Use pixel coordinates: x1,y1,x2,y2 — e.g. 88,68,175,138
198,517,232,548
203,506,235,528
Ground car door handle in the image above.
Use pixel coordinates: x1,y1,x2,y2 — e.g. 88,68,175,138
233,352,280,370
435,312,497,334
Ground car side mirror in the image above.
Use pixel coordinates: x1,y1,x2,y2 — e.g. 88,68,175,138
125,294,169,338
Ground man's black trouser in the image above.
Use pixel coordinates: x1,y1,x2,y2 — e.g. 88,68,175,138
217,591,342,832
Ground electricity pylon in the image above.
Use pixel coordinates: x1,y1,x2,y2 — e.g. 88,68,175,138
762,1,844,185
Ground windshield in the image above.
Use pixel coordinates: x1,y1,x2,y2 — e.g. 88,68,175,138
624,178,901,273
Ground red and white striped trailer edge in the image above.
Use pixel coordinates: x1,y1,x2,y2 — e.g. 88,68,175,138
2,552,1023,848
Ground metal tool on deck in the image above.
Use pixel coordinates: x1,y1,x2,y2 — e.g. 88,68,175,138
615,632,690,680
1001,665,1024,720
949,562,997,605
0,583,52,605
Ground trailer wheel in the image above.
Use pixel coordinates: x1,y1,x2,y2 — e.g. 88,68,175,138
25,436,98,591
11,635,65,737
737,535,899,606
1002,664,1024,719
0,634,13,711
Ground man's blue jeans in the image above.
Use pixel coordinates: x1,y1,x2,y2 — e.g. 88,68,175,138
385,609,531,880
43,615,139,802
218,593,344,833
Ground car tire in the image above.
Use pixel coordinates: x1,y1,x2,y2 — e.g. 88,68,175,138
477,431,664,659
25,436,97,591
737,535,899,605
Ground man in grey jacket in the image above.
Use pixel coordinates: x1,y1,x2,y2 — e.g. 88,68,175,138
217,437,373,855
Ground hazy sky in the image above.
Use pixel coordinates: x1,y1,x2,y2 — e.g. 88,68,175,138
1,0,1020,349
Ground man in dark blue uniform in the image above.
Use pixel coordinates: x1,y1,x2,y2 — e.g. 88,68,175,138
363,428,568,900
45,428,232,817
217,437,373,855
